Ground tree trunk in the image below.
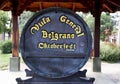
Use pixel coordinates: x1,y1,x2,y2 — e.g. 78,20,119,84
3,32,5,40
8,32,11,39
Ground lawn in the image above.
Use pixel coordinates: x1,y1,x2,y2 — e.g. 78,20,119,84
0,51,24,70
0,51,11,70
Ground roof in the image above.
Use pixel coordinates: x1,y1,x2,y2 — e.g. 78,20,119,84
0,0,120,15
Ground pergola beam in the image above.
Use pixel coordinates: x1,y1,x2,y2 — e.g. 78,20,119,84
1,0,120,15
0,0,9,10
107,0,120,8
103,4,113,12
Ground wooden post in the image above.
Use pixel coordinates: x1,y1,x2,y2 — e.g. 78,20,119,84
12,13,19,57
10,11,20,71
93,1,101,72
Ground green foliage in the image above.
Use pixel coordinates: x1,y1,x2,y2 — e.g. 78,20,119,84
100,12,114,40
19,11,34,32
1,40,12,54
101,12,113,30
76,12,94,32
100,42,120,62
0,11,10,33
76,12,115,40
0,40,5,50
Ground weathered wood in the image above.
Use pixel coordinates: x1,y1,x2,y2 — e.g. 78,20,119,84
12,12,19,57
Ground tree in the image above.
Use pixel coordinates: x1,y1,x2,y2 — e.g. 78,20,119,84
0,11,11,40
100,12,114,40
76,12,94,33
19,11,34,33
77,12,114,40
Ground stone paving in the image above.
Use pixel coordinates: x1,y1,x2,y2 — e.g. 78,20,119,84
0,59,120,84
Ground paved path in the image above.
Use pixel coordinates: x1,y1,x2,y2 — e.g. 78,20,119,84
0,59,120,84
82,60,120,84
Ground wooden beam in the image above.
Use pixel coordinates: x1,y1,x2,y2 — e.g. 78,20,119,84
11,11,19,57
0,0,9,10
26,2,86,12
15,0,88,14
107,0,120,8
103,4,113,12
29,0,82,3
17,0,34,15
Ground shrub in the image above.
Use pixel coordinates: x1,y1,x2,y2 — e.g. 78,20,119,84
0,40,4,50
100,42,120,62
1,40,12,54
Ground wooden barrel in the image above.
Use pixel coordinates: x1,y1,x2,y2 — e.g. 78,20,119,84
20,7,92,78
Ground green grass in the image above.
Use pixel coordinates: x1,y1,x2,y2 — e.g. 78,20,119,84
0,51,11,70
0,51,24,70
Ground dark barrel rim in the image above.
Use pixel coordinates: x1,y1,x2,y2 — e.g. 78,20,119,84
20,7,92,78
